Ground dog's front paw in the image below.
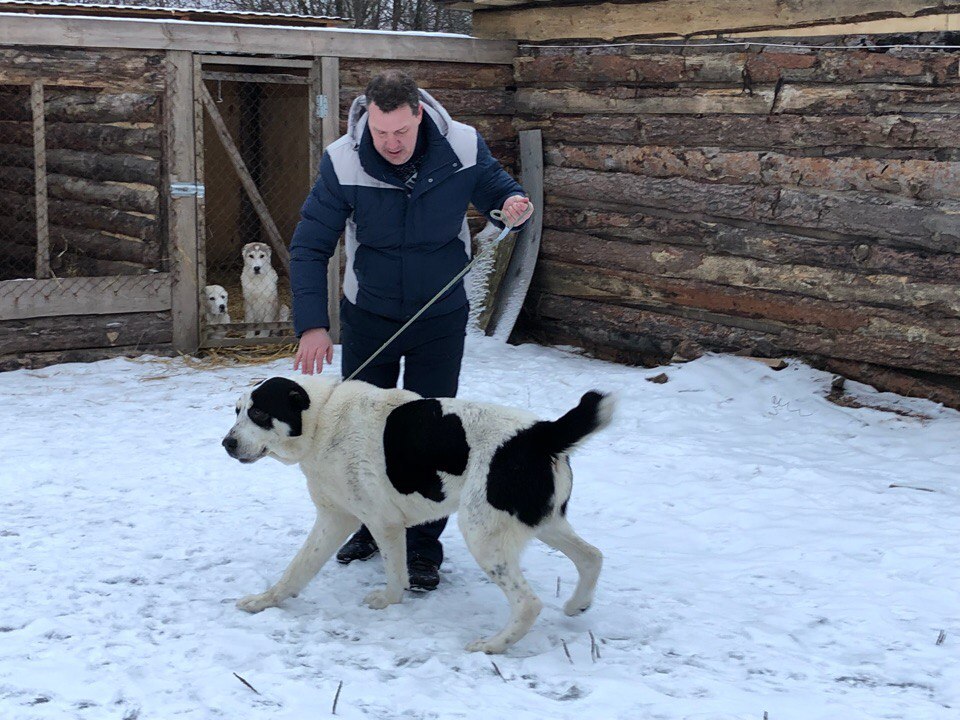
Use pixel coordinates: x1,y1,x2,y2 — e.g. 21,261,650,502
466,636,509,655
236,591,281,613
364,588,402,610
563,598,592,616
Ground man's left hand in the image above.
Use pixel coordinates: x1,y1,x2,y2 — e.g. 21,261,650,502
500,195,534,228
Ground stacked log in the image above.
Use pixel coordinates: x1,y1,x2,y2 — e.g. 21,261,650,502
514,39,960,406
0,48,164,281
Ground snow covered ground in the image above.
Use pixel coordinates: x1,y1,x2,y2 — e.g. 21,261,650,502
2,336,959,720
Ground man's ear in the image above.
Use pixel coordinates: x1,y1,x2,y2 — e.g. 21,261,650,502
289,387,310,412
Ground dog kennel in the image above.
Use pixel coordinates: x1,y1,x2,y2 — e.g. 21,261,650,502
0,7,517,368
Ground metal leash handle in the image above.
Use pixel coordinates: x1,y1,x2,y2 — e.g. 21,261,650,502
345,209,528,381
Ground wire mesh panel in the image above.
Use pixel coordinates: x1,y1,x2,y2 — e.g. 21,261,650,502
0,84,38,282
199,68,309,345
0,83,164,282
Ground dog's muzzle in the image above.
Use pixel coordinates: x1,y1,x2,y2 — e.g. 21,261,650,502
253,266,261,274
222,435,263,464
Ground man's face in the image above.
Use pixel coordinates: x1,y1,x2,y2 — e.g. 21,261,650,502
367,101,422,165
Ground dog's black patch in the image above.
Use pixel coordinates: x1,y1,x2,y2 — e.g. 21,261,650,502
250,377,310,436
487,392,606,527
383,399,469,503
486,423,557,527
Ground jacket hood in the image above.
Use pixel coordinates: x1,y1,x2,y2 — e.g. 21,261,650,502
347,88,453,147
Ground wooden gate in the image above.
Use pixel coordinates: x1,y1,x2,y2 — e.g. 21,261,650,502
193,55,341,348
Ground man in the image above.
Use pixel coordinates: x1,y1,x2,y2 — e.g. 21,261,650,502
288,70,532,591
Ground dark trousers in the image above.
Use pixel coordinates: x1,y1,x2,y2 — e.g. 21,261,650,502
340,299,468,566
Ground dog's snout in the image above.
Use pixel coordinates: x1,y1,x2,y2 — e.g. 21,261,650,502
222,436,238,453
218,303,226,312
253,266,261,274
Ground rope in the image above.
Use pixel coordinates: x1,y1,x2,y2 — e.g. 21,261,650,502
345,208,529,381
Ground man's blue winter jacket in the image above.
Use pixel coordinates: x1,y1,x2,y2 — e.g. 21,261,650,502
289,89,525,336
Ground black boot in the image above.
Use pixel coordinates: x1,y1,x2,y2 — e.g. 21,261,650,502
336,527,379,564
407,555,440,592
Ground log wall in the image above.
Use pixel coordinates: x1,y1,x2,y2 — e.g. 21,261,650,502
0,47,165,280
0,47,167,366
513,37,960,406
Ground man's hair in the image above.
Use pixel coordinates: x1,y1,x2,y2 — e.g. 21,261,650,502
364,70,420,114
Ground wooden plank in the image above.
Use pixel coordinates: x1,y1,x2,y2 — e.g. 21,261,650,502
199,55,313,69
471,0,960,42
321,55,341,343
545,166,960,253
0,90,161,124
538,228,960,316
0,120,162,157
201,70,310,85
546,143,960,202
31,79,50,280
519,113,960,156
0,167,158,214
486,129,544,340
543,199,960,282
0,15,517,64
517,87,776,116
525,291,956,377
166,50,200,354
516,49,960,87
0,311,171,355
532,258,960,373
0,274,172,320
199,81,291,273
0,343,176,372
0,47,165,91
340,59,513,89
193,54,207,322
0,143,161,184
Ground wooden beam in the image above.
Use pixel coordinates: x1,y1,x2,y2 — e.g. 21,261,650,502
201,70,310,85
320,55,341,343
485,128,544,340
471,1,960,42
0,274,172,321
199,81,291,272
166,50,200,354
0,14,517,64
31,79,50,280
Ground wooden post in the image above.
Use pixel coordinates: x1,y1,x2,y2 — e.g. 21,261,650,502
193,55,207,333
320,56,341,342
166,50,200,354
486,129,544,341
31,80,51,279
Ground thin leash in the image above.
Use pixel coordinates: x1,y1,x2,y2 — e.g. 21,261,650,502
345,207,529,381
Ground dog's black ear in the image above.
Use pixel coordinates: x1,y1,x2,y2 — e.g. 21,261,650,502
289,386,310,412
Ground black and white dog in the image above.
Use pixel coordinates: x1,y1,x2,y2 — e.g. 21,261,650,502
222,376,614,653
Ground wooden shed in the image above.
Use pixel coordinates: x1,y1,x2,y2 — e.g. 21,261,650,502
0,4,516,367
442,0,960,407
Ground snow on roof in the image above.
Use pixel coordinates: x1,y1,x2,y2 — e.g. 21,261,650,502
0,0,351,27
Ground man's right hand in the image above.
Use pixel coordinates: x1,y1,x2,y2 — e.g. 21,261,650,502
294,327,334,375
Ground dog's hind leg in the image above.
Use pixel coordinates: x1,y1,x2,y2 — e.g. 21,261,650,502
237,508,358,613
362,523,407,610
536,516,602,616
460,518,542,654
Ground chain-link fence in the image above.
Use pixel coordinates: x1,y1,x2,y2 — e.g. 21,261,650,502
0,82,164,288
0,84,38,282
199,69,308,344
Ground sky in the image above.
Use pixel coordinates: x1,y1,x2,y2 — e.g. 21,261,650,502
2,335,959,719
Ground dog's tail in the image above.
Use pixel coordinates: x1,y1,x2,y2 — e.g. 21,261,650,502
543,391,615,455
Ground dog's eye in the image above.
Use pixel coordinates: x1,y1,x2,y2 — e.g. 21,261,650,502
248,407,271,427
